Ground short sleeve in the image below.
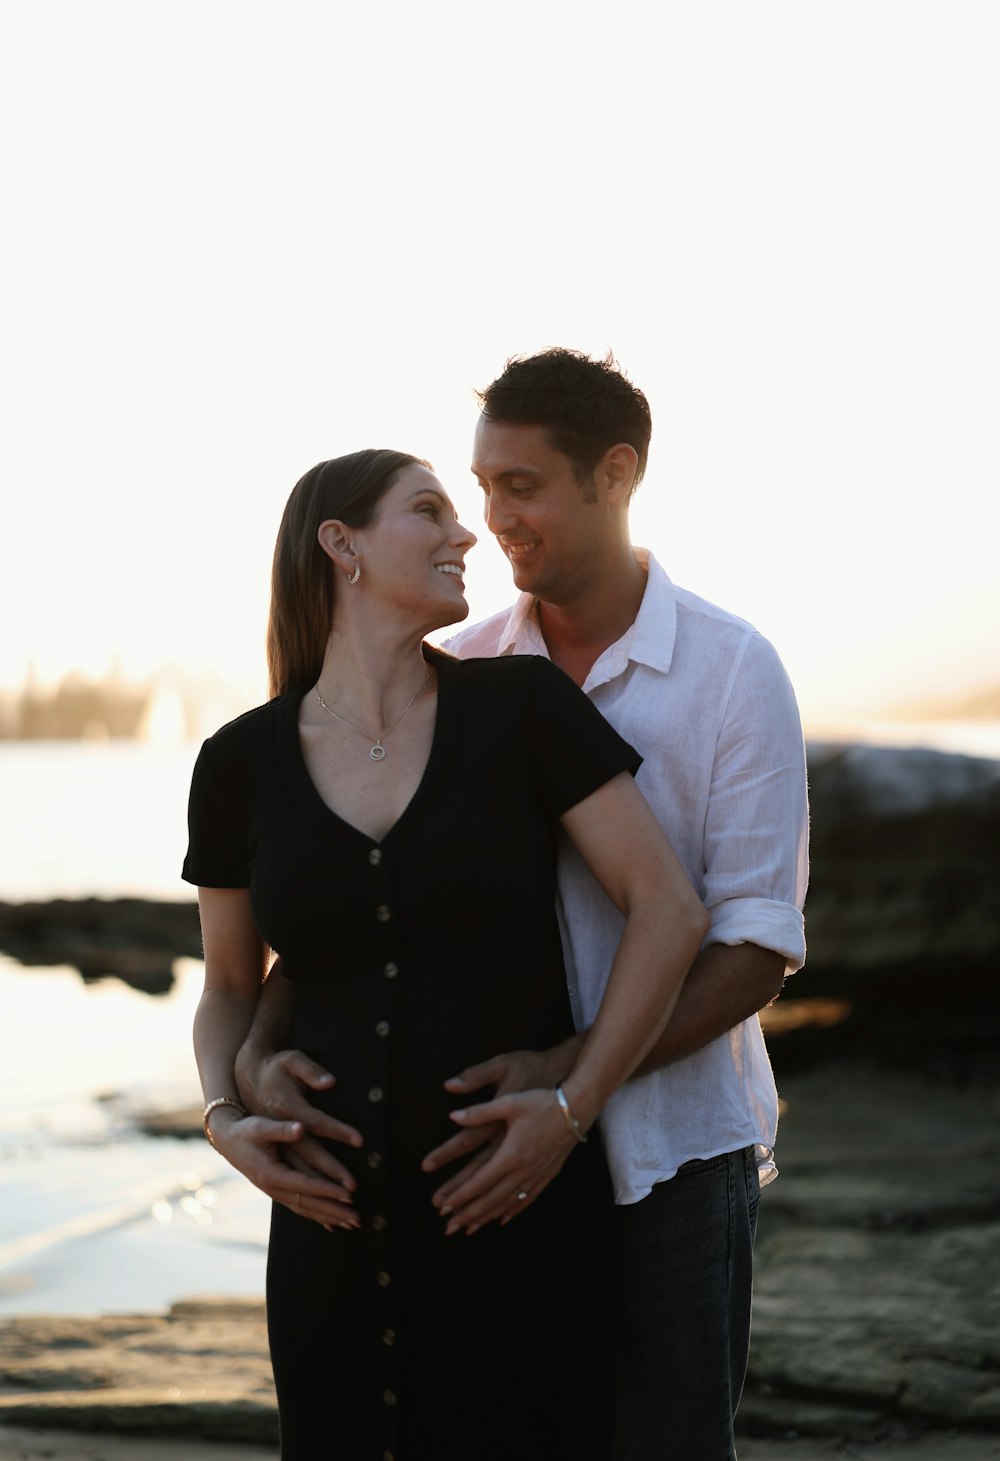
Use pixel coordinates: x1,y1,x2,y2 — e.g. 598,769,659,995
181,738,251,888
526,657,642,818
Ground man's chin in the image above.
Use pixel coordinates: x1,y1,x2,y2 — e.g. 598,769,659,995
509,559,542,594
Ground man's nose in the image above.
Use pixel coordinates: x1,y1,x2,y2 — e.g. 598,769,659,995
483,490,514,537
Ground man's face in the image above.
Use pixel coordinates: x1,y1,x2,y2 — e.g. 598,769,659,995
470,417,607,603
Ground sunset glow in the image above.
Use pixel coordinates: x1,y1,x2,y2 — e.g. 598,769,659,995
2,2,997,734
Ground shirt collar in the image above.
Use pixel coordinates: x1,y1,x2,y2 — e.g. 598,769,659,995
623,549,677,675
495,548,679,683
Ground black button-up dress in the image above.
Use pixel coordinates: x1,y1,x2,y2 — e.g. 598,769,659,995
183,649,642,1460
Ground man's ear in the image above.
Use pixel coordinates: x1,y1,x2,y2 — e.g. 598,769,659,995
317,519,358,576
597,443,639,505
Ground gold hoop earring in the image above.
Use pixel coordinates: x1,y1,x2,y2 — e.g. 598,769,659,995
347,565,361,585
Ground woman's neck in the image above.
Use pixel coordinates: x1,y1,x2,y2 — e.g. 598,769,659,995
315,624,430,729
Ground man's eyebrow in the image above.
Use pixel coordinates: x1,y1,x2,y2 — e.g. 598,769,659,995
470,466,542,482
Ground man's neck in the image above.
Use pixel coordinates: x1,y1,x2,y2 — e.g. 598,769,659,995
537,550,648,688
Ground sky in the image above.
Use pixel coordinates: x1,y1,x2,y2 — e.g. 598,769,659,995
2,0,998,728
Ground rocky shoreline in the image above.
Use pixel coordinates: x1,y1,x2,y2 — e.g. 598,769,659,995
1,1047,998,1454
1,742,998,1453
2,1062,996,1455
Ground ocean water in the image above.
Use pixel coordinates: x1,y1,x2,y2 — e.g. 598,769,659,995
0,740,197,902
0,953,272,1318
0,740,271,1317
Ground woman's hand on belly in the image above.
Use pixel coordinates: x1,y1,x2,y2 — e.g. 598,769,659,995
422,1040,584,1209
206,1106,361,1231
436,1088,578,1236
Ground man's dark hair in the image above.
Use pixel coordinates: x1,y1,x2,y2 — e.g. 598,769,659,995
477,348,652,496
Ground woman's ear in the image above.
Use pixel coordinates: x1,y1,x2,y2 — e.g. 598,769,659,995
317,519,359,576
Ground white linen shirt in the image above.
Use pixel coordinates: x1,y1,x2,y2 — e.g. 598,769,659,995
446,550,809,1204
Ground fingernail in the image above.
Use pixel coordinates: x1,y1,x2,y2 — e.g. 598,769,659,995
440,1204,452,1217
466,1224,479,1237
450,1109,467,1122
445,1221,458,1237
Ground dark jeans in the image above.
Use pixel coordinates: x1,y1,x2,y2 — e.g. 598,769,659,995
614,1146,761,1461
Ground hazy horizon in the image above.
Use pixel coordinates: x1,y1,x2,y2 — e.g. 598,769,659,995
3,2,997,729
2,642,999,743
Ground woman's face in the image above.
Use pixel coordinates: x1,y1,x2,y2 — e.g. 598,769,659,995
349,465,478,631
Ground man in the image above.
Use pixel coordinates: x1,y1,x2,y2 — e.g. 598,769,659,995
234,349,808,1459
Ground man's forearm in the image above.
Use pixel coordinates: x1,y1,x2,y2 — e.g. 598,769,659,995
237,961,293,1060
635,942,786,1074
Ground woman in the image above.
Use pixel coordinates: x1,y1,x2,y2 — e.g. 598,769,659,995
184,449,706,1460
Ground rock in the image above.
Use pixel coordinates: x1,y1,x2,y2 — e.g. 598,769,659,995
2,1060,999,1449
0,1301,276,1444
759,743,1000,1079
743,1063,1000,1438
134,1105,205,1139
750,1222,1000,1424
804,745,1000,980
806,742,1000,817
0,898,202,995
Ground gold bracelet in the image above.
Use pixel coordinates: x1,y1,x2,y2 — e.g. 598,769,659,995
555,1085,588,1143
203,1096,249,1146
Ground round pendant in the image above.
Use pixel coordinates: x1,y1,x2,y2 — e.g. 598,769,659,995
370,744,387,762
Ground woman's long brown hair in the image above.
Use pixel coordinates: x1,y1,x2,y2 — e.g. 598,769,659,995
266,449,427,698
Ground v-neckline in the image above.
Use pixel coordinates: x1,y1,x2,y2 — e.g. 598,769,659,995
281,646,456,848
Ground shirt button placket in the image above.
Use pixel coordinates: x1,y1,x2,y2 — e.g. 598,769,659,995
368,841,399,1452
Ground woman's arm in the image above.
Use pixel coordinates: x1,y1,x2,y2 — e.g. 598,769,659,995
193,887,359,1228
193,887,270,1108
438,771,708,1233
555,771,708,1122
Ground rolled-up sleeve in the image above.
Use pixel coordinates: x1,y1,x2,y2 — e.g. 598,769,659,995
702,633,809,972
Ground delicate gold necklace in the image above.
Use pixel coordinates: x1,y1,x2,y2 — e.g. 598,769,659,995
315,672,429,762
